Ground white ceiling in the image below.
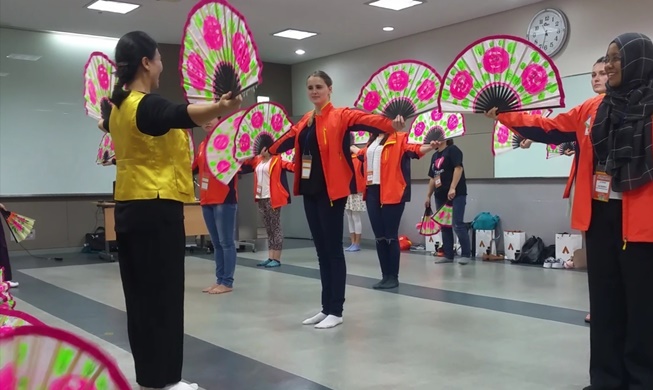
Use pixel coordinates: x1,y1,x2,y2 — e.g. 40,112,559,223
0,0,546,64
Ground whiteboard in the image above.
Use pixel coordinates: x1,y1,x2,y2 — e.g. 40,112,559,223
0,29,119,196
493,72,596,178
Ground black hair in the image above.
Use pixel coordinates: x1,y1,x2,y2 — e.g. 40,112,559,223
446,139,454,146
110,31,159,108
595,56,606,65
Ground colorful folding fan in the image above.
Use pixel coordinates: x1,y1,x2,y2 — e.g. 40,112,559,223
432,203,453,228
0,269,16,310
492,109,552,156
1,209,35,243
352,130,370,144
546,141,576,159
417,207,441,236
439,35,565,113
0,325,131,390
205,110,246,185
235,102,293,161
354,60,441,118
280,148,295,163
408,109,466,144
180,0,263,103
0,308,45,329
83,52,117,121
96,133,115,165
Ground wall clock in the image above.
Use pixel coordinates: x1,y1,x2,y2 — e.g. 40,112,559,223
526,8,569,57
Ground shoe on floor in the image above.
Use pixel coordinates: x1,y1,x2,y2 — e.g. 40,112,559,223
345,244,360,252
373,276,398,290
434,258,454,264
7,281,19,288
314,315,343,329
302,312,327,325
257,259,272,267
551,258,564,269
457,257,470,265
265,260,281,268
163,382,199,390
543,257,555,268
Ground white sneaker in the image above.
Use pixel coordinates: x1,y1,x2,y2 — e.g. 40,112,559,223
164,382,199,390
543,257,555,268
551,258,564,269
314,315,343,329
302,312,327,325
7,281,19,288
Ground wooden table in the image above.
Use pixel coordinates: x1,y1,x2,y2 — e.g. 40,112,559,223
96,201,209,261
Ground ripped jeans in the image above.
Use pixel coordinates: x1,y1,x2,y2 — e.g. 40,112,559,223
365,185,406,278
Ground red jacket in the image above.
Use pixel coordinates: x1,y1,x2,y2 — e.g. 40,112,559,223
357,132,426,205
351,155,365,194
499,94,653,244
242,155,294,209
192,138,238,205
269,102,395,202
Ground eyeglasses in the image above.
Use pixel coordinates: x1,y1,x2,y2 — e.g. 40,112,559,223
603,56,622,65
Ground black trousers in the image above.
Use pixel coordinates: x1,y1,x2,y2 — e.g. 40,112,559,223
115,200,186,388
365,185,405,278
586,200,653,390
303,192,347,317
0,221,12,281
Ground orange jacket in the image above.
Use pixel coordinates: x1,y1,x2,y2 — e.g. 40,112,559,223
269,102,395,201
356,132,426,205
242,155,294,209
192,138,238,205
499,94,653,244
351,155,365,193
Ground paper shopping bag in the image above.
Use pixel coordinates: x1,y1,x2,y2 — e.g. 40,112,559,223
475,230,495,257
503,231,526,260
425,231,442,253
555,233,583,261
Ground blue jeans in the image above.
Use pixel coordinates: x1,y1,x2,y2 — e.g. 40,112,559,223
435,195,471,259
202,204,237,288
365,185,405,278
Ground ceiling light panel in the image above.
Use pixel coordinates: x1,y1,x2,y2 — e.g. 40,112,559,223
86,0,140,14
367,0,424,11
273,29,317,40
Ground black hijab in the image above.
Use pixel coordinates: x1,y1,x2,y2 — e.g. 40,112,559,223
591,32,653,192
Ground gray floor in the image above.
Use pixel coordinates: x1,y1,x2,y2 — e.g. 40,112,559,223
9,239,591,389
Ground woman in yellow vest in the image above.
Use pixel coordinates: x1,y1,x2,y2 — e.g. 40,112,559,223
98,31,241,390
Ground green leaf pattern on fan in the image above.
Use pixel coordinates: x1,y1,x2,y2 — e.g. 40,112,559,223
355,61,441,116
280,148,295,163
206,111,245,185
181,1,261,103
432,204,453,227
492,109,550,156
83,53,117,121
440,36,563,113
235,103,292,161
408,109,465,144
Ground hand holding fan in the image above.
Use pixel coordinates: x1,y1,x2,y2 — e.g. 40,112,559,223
1,209,35,243
83,52,117,121
417,207,441,236
432,203,453,228
280,148,295,163
0,325,131,390
235,102,293,161
205,110,246,185
408,109,466,144
492,109,552,156
354,60,441,119
546,141,576,159
180,0,263,104
96,133,115,165
439,35,565,113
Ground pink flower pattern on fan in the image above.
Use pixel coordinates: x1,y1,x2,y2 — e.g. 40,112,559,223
251,111,264,129
363,91,381,111
430,110,443,121
0,363,17,389
232,32,251,72
358,131,365,137
521,64,548,94
238,133,251,152
203,15,224,50
49,375,97,390
450,71,473,100
417,79,437,101
497,125,510,144
271,113,284,132
87,80,97,105
413,122,425,137
387,70,409,92
217,160,231,173
285,150,293,156
97,64,110,90
482,47,510,74
213,134,229,151
186,52,207,90
447,115,459,130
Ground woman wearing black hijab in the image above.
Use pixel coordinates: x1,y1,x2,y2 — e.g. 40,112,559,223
487,33,653,390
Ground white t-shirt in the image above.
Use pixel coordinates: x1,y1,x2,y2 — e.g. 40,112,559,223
365,137,384,185
255,159,272,199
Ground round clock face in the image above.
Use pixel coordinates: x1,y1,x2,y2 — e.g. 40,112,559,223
527,9,568,57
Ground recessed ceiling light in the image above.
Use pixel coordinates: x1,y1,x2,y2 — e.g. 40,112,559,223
273,29,317,40
87,0,140,14
367,0,424,11
6,54,41,61
383,26,395,31
257,96,270,103
295,49,306,55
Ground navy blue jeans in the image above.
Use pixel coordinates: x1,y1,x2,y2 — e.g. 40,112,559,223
435,195,471,259
202,204,238,288
365,185,406,278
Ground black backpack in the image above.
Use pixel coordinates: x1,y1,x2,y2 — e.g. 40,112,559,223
512,236,546,265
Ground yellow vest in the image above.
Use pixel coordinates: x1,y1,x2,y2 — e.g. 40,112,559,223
109,91,194,203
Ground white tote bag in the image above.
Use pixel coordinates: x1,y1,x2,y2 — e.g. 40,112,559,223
503,231,526,260
555,233,583,261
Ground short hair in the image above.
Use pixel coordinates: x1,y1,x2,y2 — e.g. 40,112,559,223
594,56,606,65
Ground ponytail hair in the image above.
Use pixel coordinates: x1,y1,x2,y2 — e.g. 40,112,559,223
110,31,158,108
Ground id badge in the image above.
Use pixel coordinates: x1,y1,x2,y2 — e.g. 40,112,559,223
593,171,611,202
301,155,312,179
434,175,442,188
366,170,373,185
200,176,209,190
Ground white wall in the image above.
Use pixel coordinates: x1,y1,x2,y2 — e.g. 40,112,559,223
285,0,653,247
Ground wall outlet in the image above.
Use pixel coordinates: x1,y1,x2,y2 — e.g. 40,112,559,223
9,228,35,241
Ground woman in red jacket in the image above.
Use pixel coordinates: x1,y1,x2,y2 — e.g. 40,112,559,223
269,70,404,329
351,133,436,289
486,33,653,390
242,146,294,268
